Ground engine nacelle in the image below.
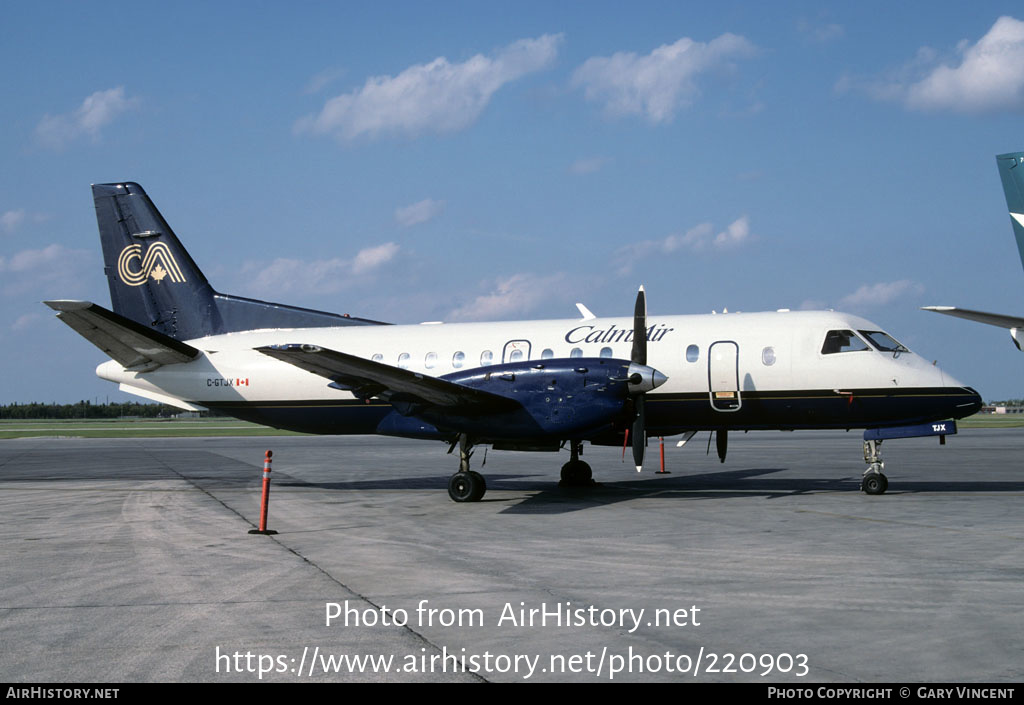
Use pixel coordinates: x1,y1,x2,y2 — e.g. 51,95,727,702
377,357,666,441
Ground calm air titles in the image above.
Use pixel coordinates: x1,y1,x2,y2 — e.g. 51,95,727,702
565,323,675,345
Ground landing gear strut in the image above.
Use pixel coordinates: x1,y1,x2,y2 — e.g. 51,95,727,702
861,439,889,495
448,434,486,502
559,440,594,487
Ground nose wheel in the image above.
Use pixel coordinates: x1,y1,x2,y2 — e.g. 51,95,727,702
861,440,889,495
861,471,888,495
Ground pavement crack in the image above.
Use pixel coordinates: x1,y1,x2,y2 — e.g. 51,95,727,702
144,449,487,682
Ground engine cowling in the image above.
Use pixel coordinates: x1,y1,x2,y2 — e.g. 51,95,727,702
379,357,667,441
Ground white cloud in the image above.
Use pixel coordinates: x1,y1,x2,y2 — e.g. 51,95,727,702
838,280,924,310
798,299,828,311
35,87,139,149
1,210,48,234
617,216,752,274
673,216,751,251
1,210,25,233
907,17,1024,112
1,244,78,272
297,34,562,140
395,199,445,227
867,17,1024,113
238,242,399,297
569,157,609,175
303,66,347,95
448,273,565,322
247,257,350,296
351,242,399,274
841,47,937,101
0,244,93,295
712,216,750,249
797,19,844,44
12,313,41,331
572,33,756,123
662,222,715,252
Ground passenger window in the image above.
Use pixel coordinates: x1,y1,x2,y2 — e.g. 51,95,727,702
762,346,776,366
599,347,612,358
425,352,437,369
480,350,494,366
372,353,383,362
685,344,699,363
821,330,870,355
398,352,410,368
509,349,524,362
570,347,583,358
541,348,554,359
452,351,465,368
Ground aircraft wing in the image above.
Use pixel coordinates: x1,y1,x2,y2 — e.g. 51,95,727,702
256,344,521,411
921,306,1024,330
44,300,200,369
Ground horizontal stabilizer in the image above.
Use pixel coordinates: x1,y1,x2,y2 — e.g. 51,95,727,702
44,300,200,369
257,344,519,412
921,306,1024,330
118,383,204,412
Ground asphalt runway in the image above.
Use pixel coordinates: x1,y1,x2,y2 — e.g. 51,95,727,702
1,429,1022,683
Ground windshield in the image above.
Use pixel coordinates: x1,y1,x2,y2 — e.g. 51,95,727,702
859,330,909,354
821,330,870,354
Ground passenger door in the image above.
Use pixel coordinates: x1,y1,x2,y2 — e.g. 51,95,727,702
708,341,741,412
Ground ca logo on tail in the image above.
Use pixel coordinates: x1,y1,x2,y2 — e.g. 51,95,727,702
117,243,186,286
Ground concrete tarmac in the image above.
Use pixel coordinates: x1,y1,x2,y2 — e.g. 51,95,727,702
1,429,1022,683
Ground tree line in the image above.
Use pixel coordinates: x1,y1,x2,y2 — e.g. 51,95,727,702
0,401,225,419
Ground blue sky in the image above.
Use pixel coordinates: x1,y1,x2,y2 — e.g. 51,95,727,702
3,2,1024,404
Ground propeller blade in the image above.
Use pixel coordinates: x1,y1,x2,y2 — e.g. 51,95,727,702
631,285,647,365
632,395,646,471
716,429,728,463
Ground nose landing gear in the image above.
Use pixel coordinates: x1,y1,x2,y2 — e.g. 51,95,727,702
861,439,889,495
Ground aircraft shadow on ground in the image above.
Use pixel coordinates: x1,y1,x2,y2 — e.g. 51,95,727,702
8,450,1024,515
271,466,1024,515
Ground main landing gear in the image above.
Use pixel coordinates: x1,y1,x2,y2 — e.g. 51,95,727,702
448,434,486,502
559,440,594,487
446,436,595,502
861,439,889,495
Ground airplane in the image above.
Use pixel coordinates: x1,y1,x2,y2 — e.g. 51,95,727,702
46,182,982,502
923,151,1024,348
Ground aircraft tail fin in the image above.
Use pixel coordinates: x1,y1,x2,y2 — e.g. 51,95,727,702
93,182,218,340
995,152,1024,273
92,182,386,341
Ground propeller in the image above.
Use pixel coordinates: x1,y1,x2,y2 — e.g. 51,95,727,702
628,286,667,471
631,285,647,369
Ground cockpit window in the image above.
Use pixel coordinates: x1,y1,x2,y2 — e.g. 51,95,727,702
859,330,908,354
821,330,870,355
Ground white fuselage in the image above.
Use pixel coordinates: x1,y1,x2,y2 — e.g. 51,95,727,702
98,310,969,428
